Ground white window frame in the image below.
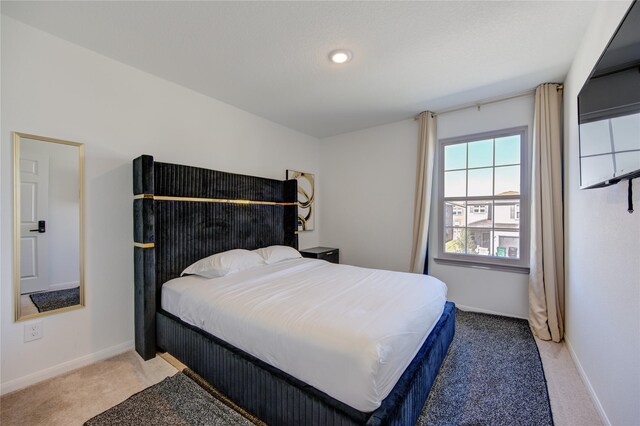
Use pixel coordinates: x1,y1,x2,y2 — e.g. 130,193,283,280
435,126,530,274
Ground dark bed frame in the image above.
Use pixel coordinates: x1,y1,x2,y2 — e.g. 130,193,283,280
133,155,455,426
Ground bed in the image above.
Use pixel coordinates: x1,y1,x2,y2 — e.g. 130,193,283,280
133,155,455,426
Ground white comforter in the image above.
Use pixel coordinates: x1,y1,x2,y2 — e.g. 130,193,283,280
162,258,447,412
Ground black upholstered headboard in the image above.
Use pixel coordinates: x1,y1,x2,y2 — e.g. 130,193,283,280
133,155,298,359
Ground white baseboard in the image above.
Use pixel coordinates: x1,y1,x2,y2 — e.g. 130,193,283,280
0,340,134,395
455,303,528,320
48,281,80,291
564,337,611,426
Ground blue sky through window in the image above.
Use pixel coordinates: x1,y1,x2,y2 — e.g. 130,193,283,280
468,139,492,168
444,136,521,196
444,143,466,170
495,135,520,165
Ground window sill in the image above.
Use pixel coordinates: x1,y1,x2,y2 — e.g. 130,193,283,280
433,257,530,274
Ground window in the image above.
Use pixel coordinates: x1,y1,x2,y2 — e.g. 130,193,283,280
436,127,529,273
472,205,487,214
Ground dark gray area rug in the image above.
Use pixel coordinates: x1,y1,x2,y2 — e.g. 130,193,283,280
84,372,254,426
30,287,80,312
417,309,553,426
86,309,552,426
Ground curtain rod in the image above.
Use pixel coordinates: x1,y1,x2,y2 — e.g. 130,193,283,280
415,84,563,119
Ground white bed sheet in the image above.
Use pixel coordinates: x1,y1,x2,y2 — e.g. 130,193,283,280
162,258,447,412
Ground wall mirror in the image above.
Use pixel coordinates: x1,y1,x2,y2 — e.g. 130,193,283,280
13,132,85,321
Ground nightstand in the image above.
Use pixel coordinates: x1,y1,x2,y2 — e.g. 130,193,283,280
300,247,339,264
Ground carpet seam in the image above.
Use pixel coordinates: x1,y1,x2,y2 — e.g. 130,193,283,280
531,330,556,426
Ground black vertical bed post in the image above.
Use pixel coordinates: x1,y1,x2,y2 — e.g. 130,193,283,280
133,155,156,360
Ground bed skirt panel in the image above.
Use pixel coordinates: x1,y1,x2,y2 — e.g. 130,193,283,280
368,301,456,425
156,302,455,426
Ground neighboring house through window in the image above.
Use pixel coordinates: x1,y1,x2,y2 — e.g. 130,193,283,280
436,126,529,272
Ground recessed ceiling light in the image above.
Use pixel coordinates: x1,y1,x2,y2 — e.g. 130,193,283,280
329,49,352,64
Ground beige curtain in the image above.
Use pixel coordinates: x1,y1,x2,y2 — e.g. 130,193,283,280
410,112,437,273
529,83,564,342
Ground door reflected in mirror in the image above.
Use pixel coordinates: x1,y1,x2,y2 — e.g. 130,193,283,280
14,132,84,321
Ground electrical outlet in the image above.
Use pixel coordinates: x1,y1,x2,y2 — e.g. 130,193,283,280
24,321,43,342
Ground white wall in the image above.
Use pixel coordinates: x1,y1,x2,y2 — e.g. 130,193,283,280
563,1,640,425
319,119,418,272
320,96,533,318
0,16,320,393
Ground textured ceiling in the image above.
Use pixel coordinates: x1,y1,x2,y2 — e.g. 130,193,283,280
1,1,599,138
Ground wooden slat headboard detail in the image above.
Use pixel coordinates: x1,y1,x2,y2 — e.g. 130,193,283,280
133,155,298,360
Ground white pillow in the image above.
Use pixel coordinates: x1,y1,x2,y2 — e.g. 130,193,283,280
181,249,265,278
254,245,302,265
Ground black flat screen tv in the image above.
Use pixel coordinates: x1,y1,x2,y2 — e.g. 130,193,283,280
578,0,640,189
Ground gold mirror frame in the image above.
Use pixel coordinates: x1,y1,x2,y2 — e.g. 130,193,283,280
13,132,85,321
